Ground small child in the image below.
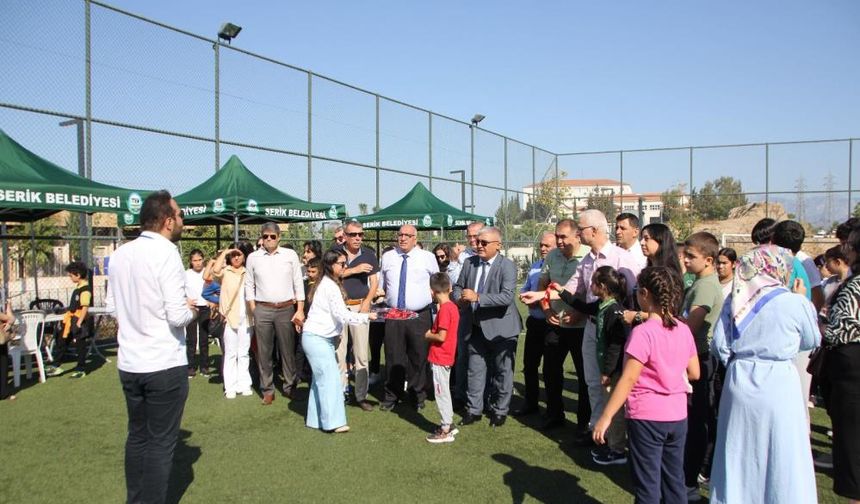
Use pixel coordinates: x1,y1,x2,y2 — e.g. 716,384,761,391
593,266,700,504
424,272,460,444
551,265,630,465
46,261,92,378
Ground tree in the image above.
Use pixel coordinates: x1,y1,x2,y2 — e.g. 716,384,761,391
494,195,523,230
692,176,748,220
11,218,58,277
585,186,616,219
661,183,697,239
524,170,568,222
853,202,860,218
358,203,369,216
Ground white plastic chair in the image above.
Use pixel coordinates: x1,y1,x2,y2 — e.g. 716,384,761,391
9,310,46,386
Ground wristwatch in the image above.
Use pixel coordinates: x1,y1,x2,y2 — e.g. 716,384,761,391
633,311,643,324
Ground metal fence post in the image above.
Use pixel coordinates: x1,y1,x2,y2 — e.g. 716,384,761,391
470,125,475,212
84,0,93,266
850,139,854,218
765,143,770,218
688,147,694,234
307,72,313,202
428,112,433,191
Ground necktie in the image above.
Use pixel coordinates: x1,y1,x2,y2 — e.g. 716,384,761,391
396,254,408,309
473,261,488,312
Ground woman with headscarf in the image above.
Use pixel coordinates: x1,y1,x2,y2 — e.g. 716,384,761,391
823,228,860,503
709,245,819,504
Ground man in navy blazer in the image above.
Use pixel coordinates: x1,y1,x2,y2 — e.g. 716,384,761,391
453,226,523,427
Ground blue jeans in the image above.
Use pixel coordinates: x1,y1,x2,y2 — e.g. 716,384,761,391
302,332,347,431
628,418,687,504
119,365,189,504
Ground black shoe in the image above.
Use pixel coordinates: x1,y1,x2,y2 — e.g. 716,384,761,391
512,405,540,417
379,401,396,412
459,413,483,426
490,414,507,427
539,416,566,431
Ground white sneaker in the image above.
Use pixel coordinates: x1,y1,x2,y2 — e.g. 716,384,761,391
686,485,701,502
225,391,237,399
238,389,254,396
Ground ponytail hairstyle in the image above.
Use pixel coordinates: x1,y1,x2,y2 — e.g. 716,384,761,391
637,266,682,328
592,266,627,305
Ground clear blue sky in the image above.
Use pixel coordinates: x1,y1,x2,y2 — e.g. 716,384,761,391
2,0,859,222
102,0,860,151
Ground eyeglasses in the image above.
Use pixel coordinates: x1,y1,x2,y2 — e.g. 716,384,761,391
476,240,499,247
435,254,447,260
577,226,596,234
397,233,416,238
262,233,279,240
346,232,364,238
335,261,347,266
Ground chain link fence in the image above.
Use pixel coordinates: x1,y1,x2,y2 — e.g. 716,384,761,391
1,0,857,305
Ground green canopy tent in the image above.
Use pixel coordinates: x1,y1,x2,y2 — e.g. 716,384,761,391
171,155,346,243
0,127,148,297
351,182,493,240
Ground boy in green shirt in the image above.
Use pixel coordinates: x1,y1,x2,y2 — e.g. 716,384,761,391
680,232,724,498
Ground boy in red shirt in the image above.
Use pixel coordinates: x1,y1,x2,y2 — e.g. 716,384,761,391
425,272,460,443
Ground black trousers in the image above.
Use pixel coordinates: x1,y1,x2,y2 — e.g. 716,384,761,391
368,321,385,375
382,309,431,405
53,323,89,371
543,325,589,430
684,352,716,486
521,316,548,408
0,343,10,399
119,365,188,504
629,418,688,504
185,306,210,373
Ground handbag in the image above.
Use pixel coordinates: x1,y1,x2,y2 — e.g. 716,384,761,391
806,346,829,378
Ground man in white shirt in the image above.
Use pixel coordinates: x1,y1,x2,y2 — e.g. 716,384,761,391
379,224,439,411
614,212,648,270
245,222,305,405
106,190,197,504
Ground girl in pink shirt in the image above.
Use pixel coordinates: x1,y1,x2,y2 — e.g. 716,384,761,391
593,266,700,504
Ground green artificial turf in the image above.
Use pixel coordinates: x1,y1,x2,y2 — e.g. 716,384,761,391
0,344,840,503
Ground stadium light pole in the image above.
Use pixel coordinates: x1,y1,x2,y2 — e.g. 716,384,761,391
468,114,485,213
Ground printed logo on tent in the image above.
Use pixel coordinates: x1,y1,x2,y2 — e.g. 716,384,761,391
446,215,454,227
422,214,433,227
123,213,134,225
246,199,259,213
127,193,142,215
213,198,225,213
328,205,339,219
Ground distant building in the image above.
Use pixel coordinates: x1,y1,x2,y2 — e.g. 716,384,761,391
522,178,688,224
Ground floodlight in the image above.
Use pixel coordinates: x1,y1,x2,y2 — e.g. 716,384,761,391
471,114,486,126
218,23,242,44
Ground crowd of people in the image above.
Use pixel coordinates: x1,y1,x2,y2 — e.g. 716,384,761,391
5,189,859,504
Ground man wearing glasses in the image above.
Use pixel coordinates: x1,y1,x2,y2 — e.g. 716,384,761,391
245,222,305,405
452,221,489,406
562,209,640,440
334,221,379,411
453,226,522,428
379,224,439,411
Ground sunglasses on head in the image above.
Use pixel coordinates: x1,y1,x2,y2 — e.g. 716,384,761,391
262,233,279,240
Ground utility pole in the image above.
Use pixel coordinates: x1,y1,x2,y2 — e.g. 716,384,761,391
795,176,806,223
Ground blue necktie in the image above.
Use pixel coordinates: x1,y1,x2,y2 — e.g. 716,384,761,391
397,254,408,309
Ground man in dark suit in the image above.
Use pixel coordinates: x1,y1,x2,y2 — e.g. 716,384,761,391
453,226,522,427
